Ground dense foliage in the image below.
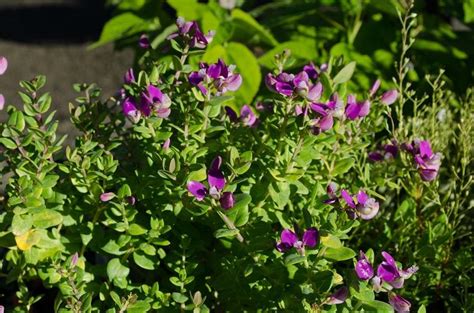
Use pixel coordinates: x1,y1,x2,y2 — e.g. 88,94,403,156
0,0,472,312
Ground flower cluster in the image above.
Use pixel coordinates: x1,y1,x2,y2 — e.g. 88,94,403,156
187,156,235,210
0,56,7,110
404,139,442,182
369,139,441,182
308,94,345,134
265,63,323,102
189,59,242,97
355,251,417,312
168,17,215,49
225,105,259,127
275,227,319,255
122,83,171,123
325,183,379,220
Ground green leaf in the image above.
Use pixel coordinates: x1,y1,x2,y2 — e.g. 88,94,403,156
172,292,189,304
417,305,427,313
259,40,317,69
133,251,155,270
8,111,25,131
333,61,356,85
90,13,149,49
323,247,356,261
0,138,17,149
128,223,147,236
106,258,130,281
12,214,32,236
31,209,63,229
332,157,355,176
226,194,251,227
465,0,474,23
284,253,306,266
214,228,240,239
127,301,151,313
269,181,290,209
231,9,278,46
361,299,394,312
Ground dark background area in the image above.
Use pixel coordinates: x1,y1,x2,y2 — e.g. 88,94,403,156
0,0,133,136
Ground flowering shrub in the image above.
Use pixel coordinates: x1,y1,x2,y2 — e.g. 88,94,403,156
0,3,473,312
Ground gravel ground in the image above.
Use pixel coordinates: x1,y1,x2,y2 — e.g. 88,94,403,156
0,0,134,138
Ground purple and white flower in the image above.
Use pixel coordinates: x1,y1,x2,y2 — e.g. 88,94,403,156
187,156,235,210
276,227,319,255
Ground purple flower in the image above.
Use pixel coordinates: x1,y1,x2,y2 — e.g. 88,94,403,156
219,192,235,210
189,59,242,96
122,97,141,123
340,190,379,220
139,34,150,49
276,227,319,255
388,293,411,313
356,191,379,220
410,140,441,181
0,305,4,313
309,96,343,134
381,89,398,105
126,196,136,205
187,181,208,201
345,94,371,120
0,94,4,111
0,56,7,75
168,17,214,49
187,156,235,210
71,252,79,267
377,251,418,289
324,182,339,204
326,286,348,305
141,85,171,118
162,138,171,150
369,79,381,97
240,105,258,127
355,251,374,280
303,62,318,80
124,68,135,84
100,192,116,202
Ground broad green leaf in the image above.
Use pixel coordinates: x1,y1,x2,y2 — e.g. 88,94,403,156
332,157,355,176
320,234,342,248
106,258,130,280
90,13,149,49
0,138,17,149
226,194,251,227
133,251,155,270
172,292,189,304
284,253,306,266
333,61,356,85
259,40,317,69
12,214,32,236
465,0,474,23
361,299,394,312
231,9,278,46
127,301,151,313
128,223,147,236
167,0,204,20
324,246,356,261
31,209,63,229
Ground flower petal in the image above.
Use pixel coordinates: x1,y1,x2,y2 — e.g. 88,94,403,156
187,181,208,201
302,227,319,247
341,189,356,208
0,56,8,75
219,192,235,210
208,156,226,190
280,229,298,247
